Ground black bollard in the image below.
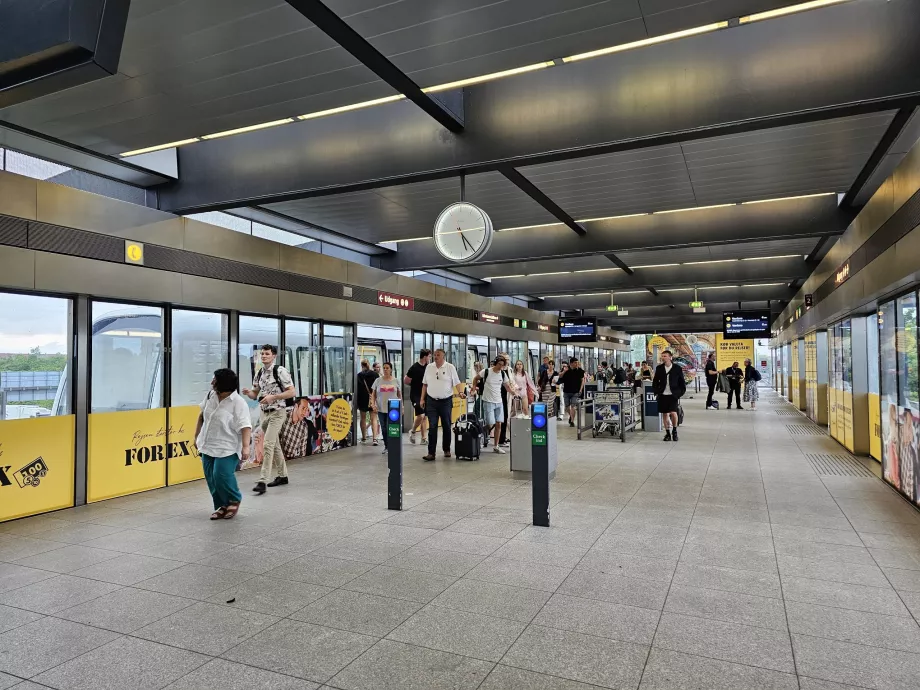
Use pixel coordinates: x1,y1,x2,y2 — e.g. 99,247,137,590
387,398,403,510
531,402,550,527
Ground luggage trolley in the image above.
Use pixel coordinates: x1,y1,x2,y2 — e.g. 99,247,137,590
591,387,639,442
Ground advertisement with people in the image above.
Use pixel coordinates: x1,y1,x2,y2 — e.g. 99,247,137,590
645,333,717,382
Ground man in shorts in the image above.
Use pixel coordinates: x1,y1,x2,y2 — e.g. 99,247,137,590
404,349,430,444
653,350,686,441
557,358,586,428
472,355,515,454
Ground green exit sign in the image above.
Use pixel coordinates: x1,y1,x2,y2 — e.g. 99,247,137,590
520,320,527,328
606,305,619,311
689,301,704,308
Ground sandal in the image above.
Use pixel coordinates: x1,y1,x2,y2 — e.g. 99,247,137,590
223,503,240,519
210,507,227,520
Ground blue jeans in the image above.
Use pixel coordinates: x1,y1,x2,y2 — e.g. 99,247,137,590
378,412,390,449
202,454,242,510
425,397,453,455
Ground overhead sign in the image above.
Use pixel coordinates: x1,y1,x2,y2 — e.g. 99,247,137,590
606,305,619,312
834,262,850,287
617,310,629,316
521,320,528,328
537,324,550,332
723,310,771,339
513,319,520,327
804,294,814,308
693,307,706,314
479,312,501,324
377,292,414,310
124,241,144,265
689,301,703,308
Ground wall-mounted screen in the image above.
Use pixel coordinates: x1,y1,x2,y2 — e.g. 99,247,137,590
558,317,597,343
723,311,771,340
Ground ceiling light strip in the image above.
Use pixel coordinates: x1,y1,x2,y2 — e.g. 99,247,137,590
298,95,407,121
740,192,837,204
422,62,555,93
740,0,852,24
120,139,200,157
740,255,801,261
201,119,295,140
562,22,729,63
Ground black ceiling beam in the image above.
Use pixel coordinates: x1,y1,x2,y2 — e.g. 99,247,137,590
805,234,833,263
283,0,463,134
159,0,920,214
841,107,915,208
499,167,585,237
647,287,659,297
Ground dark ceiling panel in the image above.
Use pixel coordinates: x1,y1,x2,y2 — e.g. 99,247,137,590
639,0,789,34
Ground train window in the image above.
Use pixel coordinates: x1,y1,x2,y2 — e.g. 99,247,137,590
170,310,228,406
91,301,163,413
286,319,320,397
323,323,354,394
238,316,280,393
0,292,72,419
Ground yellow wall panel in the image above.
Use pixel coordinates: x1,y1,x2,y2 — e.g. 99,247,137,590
88,409,167,503
869,392,882,461
167,406,204,485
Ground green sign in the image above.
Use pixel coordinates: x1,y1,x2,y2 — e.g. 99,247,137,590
388,424,400,438
521,320,528,328
606,305,619,311
689,300,703,308
531,430,547,446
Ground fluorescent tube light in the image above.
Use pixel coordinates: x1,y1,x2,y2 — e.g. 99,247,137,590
298,95,406,121
489,275,526,280
498,223,563,232
387,237,429,243
740,255,801,261
120,139,199,157
698,285,739,289
201,119,295,140
632,263,680,269
657,288,693,292
574,268,619,273
740,0,852,24
529,271,570,277
541,294,575,298
743,282,786,287
423,63,555,93
577,213,650,222
682,259,739,265
562,22,729,63
653,204,736,215
741,192,836,204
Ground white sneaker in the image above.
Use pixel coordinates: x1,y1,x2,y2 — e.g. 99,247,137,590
493,446,506,454
409,434,417,444
382,448,388,454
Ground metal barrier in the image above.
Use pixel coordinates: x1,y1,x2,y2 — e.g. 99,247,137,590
575,397,594,440
576,387,639,442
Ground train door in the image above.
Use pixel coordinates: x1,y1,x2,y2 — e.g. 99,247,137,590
285,319,320,397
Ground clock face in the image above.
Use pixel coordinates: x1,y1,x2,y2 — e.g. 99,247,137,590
433,202,493,263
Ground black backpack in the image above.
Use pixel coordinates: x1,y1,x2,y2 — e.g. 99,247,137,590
258,365,295,407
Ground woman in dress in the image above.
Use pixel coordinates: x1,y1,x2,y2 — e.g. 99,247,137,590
743,358,760,410
555,363,568,420
512,359,537,415
538,360,557,418
370,362,401,454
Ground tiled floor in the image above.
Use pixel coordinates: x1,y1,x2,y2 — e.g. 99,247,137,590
2,389,920,689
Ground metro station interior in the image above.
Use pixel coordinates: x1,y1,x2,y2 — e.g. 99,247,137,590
2,1,920,688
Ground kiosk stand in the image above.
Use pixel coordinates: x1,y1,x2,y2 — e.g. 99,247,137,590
642,381,661,432
531,403,550,527
387,399,402,511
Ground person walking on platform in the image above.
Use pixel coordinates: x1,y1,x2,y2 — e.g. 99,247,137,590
554,362,567,420
498,353,513,446
724,361,744,410
404,349,430,445
640,361,653,382
743,358,761,410
705,352,718,409
371,362,401,454
356,359,379,446
538,360,558,419
512,359,537,416
196,368,251,520
558,357,586,428
242,344,295,495
473,355,515,454
653,350,686,441
419,348,465,461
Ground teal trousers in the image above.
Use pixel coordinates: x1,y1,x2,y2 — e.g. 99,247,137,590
202,453,242,510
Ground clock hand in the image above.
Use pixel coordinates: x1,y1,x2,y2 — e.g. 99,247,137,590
460,232,475,253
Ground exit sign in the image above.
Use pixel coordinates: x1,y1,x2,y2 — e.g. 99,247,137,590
689,301,703,308
521,320,528,328
606,305,619,311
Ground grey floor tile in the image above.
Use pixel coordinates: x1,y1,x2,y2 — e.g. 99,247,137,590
315,537,409,564
0,671,21,690
433,578,550,623
774,539,875,565
0,617,119,678
653,612,795,673
0,574,120,614
388,604,525,662
578,549,677,583
261,530,339,554
164,658,319,689
55,587,194,633
867,547,920,571
664,584,788,631
593,531,685,561
382,510,460,530
291,589,422,636
513,525,602,549
418,531,508,556
329,638,493,690
342,565,456,604
0,536,62,562
689,516,773,536
639,648,799,690
466,556,571,592
70,553,184,585
673,562,782,598
411,500,481,517
32,635,209,690
679,542,778,574
132,535,236,561
351,523,438,546
557,569,669,610
271,555,374,588
383,545,485,577
769,511,854,531
12,544,122,574
491,540,588,568
902,590,920,620
446,517,527,539
502,624,649,688
798,678,876,690
208,577,332,616
479,665,599,690
685,527,775,554
0,604,42,635
771,524,862,546
782,577,911,617
30,522,124,545
197,544,300,574
79,528,177,554
778,555,887,587
134,563,254,600
0,563,58,594
533,593,659,644
793,633,920,689
786,601,920,653
222,619,376,683
885,566,920,593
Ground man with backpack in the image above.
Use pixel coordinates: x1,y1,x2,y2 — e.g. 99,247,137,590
472,354,516,454
242,344,295,494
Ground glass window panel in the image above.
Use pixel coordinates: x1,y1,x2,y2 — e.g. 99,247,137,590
896,293,918,503
323,323,354,394
170,310,228,407
91,302,163,413
285,319,320,397
238,316,280,393
880,301,899,486
0,292,72,419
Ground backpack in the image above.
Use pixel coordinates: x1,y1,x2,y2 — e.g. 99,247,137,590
258,365,295,407
613,367,626,384
752,368,762,382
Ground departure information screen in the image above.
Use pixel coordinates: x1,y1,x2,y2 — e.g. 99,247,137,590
723,311,771,339
558,317,597,342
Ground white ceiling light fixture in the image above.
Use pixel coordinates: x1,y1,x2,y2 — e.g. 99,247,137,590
387,236,429,243
741,192,837,204
653,204,737,215
740,0,853,24
740,255,801,261
497,222,563,232
577,212,651,223
699,285,740,289
201,118,295,140
562,22,729,63
743,282,786,287
657,288,694,292
298,95,406,121
541,294,576,298
682,259,739,265
488,274,526,279
574,268,619,274
423,62,555,93
632,263,680,269
120,139,200,157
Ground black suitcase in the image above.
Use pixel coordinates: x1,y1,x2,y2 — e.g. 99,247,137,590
453,414,482,461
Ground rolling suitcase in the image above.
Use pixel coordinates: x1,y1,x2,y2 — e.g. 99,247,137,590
454,413,482,461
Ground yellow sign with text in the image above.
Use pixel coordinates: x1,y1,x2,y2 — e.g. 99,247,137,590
88,408,167,503
167,406,203,485
0,416,75,523
715,334,754,374
868,393,881,461
326,398,352,441
842,389,854,452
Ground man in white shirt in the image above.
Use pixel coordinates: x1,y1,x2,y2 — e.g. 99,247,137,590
419,348,466,461
472,354,516,454
195,368,252,520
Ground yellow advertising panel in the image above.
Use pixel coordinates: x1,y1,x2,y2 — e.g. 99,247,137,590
0,416,75,523
842,390,854,452
829,385,838,441
868,392,881,461
790,342,801,409
715,334,754,373
88,408,167,503
326,398,352,441
805,333,818,422
167,406,203,485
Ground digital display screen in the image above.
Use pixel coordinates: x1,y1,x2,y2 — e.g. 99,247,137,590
723,311,771,339
558,317,597,343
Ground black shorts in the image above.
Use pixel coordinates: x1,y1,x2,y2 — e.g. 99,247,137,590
658,395,679,414
411,400,424,416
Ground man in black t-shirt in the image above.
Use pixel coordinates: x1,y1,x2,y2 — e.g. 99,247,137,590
356,360,379,445
403,349,431,444
558,358,586,427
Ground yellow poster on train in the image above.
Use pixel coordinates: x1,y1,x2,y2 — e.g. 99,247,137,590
0,416,75,522
167,406,203,485
842,390,854,452
88,408,167,503
715,334,754,373
829,386,839,441
869,393,882,461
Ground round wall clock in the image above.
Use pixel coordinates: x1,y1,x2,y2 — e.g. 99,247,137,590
432,202,493,263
